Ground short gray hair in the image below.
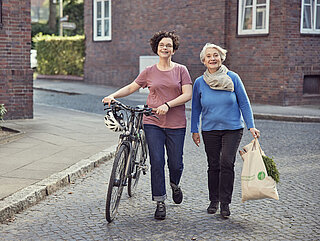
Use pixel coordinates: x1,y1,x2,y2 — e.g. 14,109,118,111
200,43,227,63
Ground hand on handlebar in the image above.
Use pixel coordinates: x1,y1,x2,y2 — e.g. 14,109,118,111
155,103,169,115
101,96,116,106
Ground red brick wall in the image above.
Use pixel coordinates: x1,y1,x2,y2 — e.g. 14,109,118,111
84,0,320,106
0,0,33,119
226,0,287,105
226,0,320,105
84,0,226,87
282,0,320,105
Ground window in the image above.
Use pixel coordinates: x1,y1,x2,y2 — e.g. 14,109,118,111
301,0,320,34
93,0,111,41
238,0,270,35
303,75,320,95
0,0,3,29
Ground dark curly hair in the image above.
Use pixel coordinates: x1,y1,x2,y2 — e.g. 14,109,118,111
150,31,180,55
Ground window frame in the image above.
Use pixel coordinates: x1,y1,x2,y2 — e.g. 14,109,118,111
0,0,3,29
237,0,270,36
300,0,320,34
93,0,112,41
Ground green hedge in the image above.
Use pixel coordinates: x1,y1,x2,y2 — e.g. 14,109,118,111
33,34,85,76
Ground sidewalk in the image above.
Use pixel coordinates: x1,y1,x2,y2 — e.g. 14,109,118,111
0,102,119,223
1,78,320,223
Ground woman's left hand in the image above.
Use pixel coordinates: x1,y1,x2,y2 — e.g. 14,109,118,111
156,104,169,115
249,128,260,139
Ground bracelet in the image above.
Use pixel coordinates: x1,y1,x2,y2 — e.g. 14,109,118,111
164,102,171,109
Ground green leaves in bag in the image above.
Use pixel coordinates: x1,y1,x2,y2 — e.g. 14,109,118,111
262,155,280,183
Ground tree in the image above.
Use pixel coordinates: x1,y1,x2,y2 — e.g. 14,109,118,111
48,0,57,32
63,0,84,36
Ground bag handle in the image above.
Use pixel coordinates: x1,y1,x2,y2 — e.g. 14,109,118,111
252,138,264,156
239,138,263,157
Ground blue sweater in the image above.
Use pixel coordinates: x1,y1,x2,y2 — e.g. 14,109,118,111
191,71,255,133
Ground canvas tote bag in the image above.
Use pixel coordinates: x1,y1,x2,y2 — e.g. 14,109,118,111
239,138,279,202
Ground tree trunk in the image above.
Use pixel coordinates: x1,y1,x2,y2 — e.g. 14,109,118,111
48,0,57,32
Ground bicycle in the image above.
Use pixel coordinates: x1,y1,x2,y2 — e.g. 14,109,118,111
103,100,157,223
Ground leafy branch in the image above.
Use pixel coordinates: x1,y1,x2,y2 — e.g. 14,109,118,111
262,155,280,183
0,104,7,130
0,104,7,121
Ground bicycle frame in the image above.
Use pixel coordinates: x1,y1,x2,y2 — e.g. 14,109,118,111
116,109,144,185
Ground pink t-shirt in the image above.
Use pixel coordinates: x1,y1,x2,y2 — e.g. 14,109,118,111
135,63,192,129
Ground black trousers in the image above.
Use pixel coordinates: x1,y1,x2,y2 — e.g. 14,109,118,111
202,129,243,204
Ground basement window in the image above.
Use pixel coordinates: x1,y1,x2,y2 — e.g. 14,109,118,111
303,75,320,94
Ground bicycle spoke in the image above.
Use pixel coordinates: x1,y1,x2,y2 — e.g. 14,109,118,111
105,145,128,223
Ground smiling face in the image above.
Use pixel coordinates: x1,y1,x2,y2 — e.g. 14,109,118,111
203,47,222,73
157,37,175,58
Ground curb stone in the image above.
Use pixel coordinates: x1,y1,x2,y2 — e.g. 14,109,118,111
0,144,117,223
0,126,24,145
36,75,84,82
33,87,80,96
253,113,320,123
185,107,320,123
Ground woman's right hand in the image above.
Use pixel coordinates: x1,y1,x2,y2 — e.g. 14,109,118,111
101,96,116,106
192,133,201,147
155,103,170,115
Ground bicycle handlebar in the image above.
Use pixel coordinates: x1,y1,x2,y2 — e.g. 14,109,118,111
104,100,158,118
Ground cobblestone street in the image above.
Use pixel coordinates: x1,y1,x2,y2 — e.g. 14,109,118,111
1,117,320,240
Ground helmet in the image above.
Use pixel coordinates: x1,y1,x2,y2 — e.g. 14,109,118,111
104,110,125,132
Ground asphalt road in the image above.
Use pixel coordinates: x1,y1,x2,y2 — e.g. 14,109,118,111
1,90,319,240
33,89,147,115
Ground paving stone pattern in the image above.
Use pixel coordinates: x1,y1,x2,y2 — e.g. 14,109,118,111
0,118,320,240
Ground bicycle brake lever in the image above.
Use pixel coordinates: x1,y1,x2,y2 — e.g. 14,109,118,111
150,112,159,120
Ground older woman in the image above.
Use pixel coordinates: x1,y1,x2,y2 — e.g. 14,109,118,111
191,43,260,218
102,31,192,220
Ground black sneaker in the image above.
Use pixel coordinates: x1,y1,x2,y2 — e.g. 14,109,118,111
220,203,231,217
207,201,219,214
154,201,166,220
170,182,183,204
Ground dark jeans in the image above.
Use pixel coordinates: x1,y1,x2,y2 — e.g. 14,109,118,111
202,129,243,204
144,124,186,202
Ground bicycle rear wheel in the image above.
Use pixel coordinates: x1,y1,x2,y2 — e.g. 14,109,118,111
105,144,129,223
128,130,148,197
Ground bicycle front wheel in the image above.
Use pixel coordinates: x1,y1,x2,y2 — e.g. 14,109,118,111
128,130,148,197
105,144,129,223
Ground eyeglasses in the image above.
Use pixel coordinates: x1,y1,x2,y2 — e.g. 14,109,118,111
158,43,173,49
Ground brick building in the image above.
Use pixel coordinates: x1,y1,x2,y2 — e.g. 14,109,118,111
0,0,33,119
84,0,320,106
